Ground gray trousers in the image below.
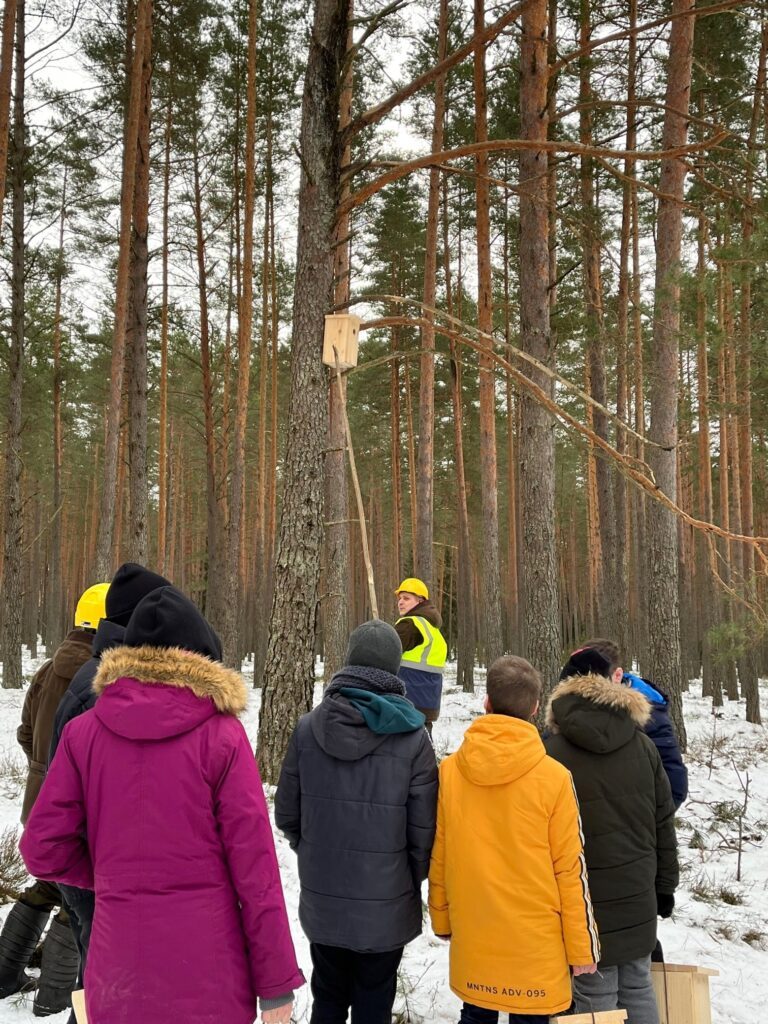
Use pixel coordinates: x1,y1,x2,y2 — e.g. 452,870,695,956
572,955,659,1024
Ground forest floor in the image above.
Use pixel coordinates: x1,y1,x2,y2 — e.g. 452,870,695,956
0,651,765,1022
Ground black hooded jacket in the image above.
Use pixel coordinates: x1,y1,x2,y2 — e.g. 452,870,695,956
543,673,679,967
274,666,438,953
48,619,125,765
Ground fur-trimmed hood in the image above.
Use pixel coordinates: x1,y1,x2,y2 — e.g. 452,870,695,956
94,645,247,717
546,672,651,754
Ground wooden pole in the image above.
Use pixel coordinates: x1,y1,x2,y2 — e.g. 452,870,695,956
333,347,378,619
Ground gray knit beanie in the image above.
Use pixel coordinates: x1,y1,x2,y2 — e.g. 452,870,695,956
345,620,403,675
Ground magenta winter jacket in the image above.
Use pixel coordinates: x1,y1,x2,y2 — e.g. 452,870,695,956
20,644,305,1024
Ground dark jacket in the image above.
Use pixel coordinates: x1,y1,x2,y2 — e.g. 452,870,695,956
623,672,688,809
17,629,93,824
275,665,438,953
544,673,679,968
49,619,126,766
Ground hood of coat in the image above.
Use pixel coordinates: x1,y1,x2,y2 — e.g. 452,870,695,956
92,619,126,659
92,645,247,741
310,668,409,760
546,672,651,754
338,687,425,734
455,714,545,785
52,630,95,679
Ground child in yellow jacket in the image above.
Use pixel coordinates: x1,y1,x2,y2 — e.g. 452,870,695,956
428,655,600,1023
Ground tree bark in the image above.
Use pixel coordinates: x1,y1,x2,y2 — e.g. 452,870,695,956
415,0,448,587
256,0,349,782
646,0,695,748
391,331,403,586
519,0,560,695
94,0,153,580
47,168,68,654
736,31,764,724
445,177,475,690
222,0,259,667
1,0,24,689
157,59,172,574
324,11,353,680
192,134,223,629
126,19,152,565
696,210,722,706
474,0,504,666
614,0,636,662
579,0,615,636
0,0,16,217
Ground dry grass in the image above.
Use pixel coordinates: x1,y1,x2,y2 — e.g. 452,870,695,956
0,826,29,903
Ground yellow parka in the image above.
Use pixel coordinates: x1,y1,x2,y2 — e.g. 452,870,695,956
428,714,600,1016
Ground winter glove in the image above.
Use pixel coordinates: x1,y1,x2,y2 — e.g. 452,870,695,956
656,892,675,919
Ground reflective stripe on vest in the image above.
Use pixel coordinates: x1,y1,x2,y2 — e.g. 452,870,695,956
397,615,447,674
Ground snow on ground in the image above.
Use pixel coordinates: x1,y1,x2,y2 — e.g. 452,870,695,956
0,649,765,1021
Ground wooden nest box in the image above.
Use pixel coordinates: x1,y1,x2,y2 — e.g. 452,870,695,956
323,314,360,370
553,1012,627,1023
651,962,719,1024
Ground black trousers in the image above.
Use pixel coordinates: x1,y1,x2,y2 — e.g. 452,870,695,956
59,885,95,987
309,942,404,1024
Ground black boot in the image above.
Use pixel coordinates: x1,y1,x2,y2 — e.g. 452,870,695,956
33,918,80,1017
0,902,50,997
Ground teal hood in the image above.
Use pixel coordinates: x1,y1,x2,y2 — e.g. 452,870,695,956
339,687,426,734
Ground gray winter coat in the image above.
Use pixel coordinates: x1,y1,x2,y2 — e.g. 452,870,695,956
274,666,438,952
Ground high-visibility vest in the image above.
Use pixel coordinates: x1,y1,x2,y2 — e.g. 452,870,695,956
397,615,447,674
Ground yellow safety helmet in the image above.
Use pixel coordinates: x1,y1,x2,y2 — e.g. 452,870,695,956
394,577,429,600
74,583,110,631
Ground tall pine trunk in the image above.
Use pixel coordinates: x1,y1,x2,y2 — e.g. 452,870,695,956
126,21,152,564
0,0,17,214
157,76,172,573
647,0,695,747
94,0,153,579
324,12,353,680
256,0,349,782
222,0,259,667
444,178,475,690
47,168,68,654
474,0,504,665
519,0,560,694
415,0,448,587
1,0,24,689
579,0,615,636
192,135,223,628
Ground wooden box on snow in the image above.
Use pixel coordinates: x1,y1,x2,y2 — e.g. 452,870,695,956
553,1011,627,1022
323,314,360,370
651,962,719,1024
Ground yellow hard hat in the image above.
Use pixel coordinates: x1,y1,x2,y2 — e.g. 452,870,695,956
394,577,429,600
74,583,110,631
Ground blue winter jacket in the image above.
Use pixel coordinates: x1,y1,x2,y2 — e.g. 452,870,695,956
623,672,688,809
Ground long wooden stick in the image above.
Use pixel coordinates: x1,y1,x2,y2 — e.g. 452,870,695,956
333,346,379,619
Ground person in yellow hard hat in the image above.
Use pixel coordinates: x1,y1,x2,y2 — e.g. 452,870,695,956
0,583,108,1009
394,577,448,737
